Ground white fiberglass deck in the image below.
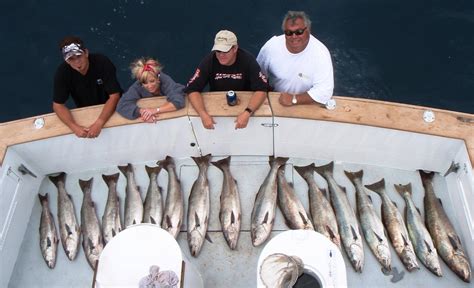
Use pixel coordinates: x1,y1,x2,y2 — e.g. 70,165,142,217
8,156,473,287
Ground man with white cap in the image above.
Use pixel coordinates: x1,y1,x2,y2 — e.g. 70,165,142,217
257,11,334,108
53,36,122,138
185,30,268,129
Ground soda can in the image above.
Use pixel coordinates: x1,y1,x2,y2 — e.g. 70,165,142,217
226,90,237,106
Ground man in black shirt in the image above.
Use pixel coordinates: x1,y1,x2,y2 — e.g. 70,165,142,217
185,30,268,129
53,36,122,138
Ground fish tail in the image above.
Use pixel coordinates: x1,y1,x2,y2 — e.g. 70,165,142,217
344,170,363,182
273,156,289,167
145,165,161,177
294,163,315,178
117,164,132,176
192,154,212,167
48,172,66,187
394,183,412,197
102,173,119,186
157,156,170,169
365,178,385,195
419,170,435,182
38,193,48,203
211,156,231,171
314,161,334,176
79,178,93,193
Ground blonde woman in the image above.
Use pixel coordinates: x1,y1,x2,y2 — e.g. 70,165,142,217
117,57,185,122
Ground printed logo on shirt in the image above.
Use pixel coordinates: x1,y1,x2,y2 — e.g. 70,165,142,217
259,72,268,84
214,73,242,80
187,68,201,86
96,78,104,85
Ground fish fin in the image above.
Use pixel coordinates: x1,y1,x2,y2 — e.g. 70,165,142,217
326,225,337,241
294,164,314,178
368,195,373,203
165,215,172,228
401,234,409,247
230,211,235,224
448,234,460,250
392,201,398,208
344,170,363,182
38,193,48,203
424,240,433,253
320,188,329,200
313,161,334,176
341,186,347,194
437,198,443,207
205,233,213,243
112,228,116,237
117,164,131,176
364,178,385,195
394,183,412,197
48,172,66,187
299,211,309,225
262,212,269,224
194,212,201,227
78,178,93,192
416,207,421,215
133,219,136,225
373,230,383,243
102,173,120,185
351,225,359,241
88,237,95,252
145,165,161,177
211,156,231,171
65,224,73,236
150,216,156,225
47,237,52,248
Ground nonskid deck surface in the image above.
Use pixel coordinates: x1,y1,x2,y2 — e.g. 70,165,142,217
9,156,472,287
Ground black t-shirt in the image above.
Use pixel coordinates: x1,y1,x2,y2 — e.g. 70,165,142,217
53,53,122,107
184,48,268,93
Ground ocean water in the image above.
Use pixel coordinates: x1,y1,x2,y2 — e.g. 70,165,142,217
0,0,473,123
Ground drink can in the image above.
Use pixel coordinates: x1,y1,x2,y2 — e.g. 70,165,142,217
226,90,237,106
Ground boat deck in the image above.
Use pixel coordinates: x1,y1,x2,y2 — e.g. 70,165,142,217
8,156,473,287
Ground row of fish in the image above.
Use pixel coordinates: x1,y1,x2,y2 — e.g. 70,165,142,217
39,155,471,283
38,156,183,269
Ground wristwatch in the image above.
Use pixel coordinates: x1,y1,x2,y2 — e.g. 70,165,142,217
292,94,297,105
245,107,253,114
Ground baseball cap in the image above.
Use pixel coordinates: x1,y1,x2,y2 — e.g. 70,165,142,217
62,43,85,61
212,30,237,52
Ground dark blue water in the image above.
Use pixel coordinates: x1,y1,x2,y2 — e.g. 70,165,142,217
1,0,473,123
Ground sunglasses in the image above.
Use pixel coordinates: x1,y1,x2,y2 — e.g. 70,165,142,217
284,27,307,36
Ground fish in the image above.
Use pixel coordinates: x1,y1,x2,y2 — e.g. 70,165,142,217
211,156,242,250
187,154,212,257
143,165,164,226
101,173,122,244
365,179,419,272
251,157,289,247
79,178,104,269
159,156,184,239
420,171,471,282
294,164,341,250
277,165,314,230
49,172,80,261
38,193,59,269
395,183,442,277
345,170,392,272
118,163,143,228
314,162,364,273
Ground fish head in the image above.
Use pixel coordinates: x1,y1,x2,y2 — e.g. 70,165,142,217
425,253,442,277
349,243,364,273
188,230,204,257
451,254,471,282
400,249,419,271
251,224,270,247
376,244,392,271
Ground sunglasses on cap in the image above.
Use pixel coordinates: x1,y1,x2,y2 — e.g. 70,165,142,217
284,27,307,36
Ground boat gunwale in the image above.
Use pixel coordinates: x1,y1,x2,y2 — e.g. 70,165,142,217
0,92,473,165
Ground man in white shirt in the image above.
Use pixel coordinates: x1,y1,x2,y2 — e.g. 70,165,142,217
257,11,334,107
